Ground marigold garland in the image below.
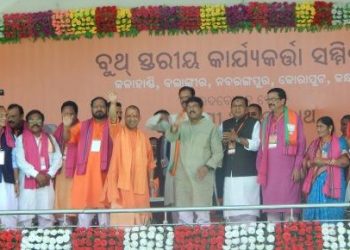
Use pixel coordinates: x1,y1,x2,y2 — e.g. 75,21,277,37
0,1,350,43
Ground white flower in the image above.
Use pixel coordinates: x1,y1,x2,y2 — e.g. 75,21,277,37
338,227,346,235
257,235,265,243
56,236,64,245
130,232,138,241
248,243,256,250
149,226,157,232
147,231,155,239
256,228,264,235
35,244,42,249
324,241,331,248
139,247,147,250
167,231,174,239
337,222,344,227
37,228,44,234
329,235,337,242
224,239,232,246
48,244,56,250
155,233,164,241
62,234,70,243
232,230,239,238
58,229,65,234
267,223,275,233
266,245,274,250
131,226,140,232
140,231,147,239
124,246,131,250
56,245,63,250
256,244,264,250
147,240,155,248
49,238,56,245
140,238,147,246
339,241,346,248
239,244,247,250
223,246,231,250
232,238,240,245
241,236,248,244
267,234,275,243
50,229,58,236
225,231,233,239
124,233,130,241
166,226,173,232
131,241,139,248
156,241,164,248
125,227,131,233
40,243,48,250
331,242,338,249
240,224,247,229
140,225,147,231
257,223,266,228
23,229,29,235
157,226,164,233
232,225,239,231
247,227,256,235
165,246,173,250
225,225,232,231
240,229,248,236
338,235,346,242
248,236,256,243
35,236,43,243
248,222,257,228
123,240,130,246
28,235,35,242
63,245,71,250
44,229,50,236
165,238,173,246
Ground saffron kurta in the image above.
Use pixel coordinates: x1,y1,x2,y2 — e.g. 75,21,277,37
166,118,223,207
103,125,155,225
257,114,306,213
70,121,107,209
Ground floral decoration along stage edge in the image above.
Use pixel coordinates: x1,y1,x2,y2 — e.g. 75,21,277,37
0,1,350,43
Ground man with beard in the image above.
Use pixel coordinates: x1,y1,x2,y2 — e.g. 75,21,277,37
166,97,223,224
103,96,155,225
64,97,112,227
221,96,260,223
257,88,306,221
16,110,62,227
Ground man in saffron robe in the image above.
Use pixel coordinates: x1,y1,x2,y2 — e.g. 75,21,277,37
53,101,79,225
103,93,155,226
166,97,223,224
0,106,19,228
64,97,112,227
257,88,306,221
16,110,62,227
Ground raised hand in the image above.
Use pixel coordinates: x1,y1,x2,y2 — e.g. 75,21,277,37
107,91,118,104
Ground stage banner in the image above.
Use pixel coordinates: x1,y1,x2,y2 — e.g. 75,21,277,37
0,29,349,140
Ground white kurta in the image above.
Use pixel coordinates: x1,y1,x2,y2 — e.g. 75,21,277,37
15,134,62,223
0,176,18,228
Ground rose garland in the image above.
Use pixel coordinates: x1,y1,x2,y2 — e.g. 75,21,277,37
0,230,21,250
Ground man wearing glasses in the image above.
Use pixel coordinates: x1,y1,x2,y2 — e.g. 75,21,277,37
256,88,306,222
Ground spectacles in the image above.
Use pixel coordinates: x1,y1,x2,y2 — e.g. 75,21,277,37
265,97,280,102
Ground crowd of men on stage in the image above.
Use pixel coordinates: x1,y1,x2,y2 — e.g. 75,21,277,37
1,87,350,228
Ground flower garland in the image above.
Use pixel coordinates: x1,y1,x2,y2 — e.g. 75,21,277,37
21,228,71,250
223,222,275,250
225,4,250,29
1,1,350,43
274,221,323,250
332,3,350,26
175,224,224,249
124,225,174,250
95,6,117,33
313,1,333,26
51,11,74,36
295,3,316,29
268,2,295,28
0,230,21,250
200,5,227,32
71,227,124,249
70,8,96,36
248,2,269,28
321,222,350,249
116,8,132,33
178,6,201,31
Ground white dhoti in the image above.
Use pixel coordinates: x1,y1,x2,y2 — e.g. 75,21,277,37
223,176,260,218
0,176,18,228
18,179,55,227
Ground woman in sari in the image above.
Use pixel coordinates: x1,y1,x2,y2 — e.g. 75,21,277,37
303,116,349,220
